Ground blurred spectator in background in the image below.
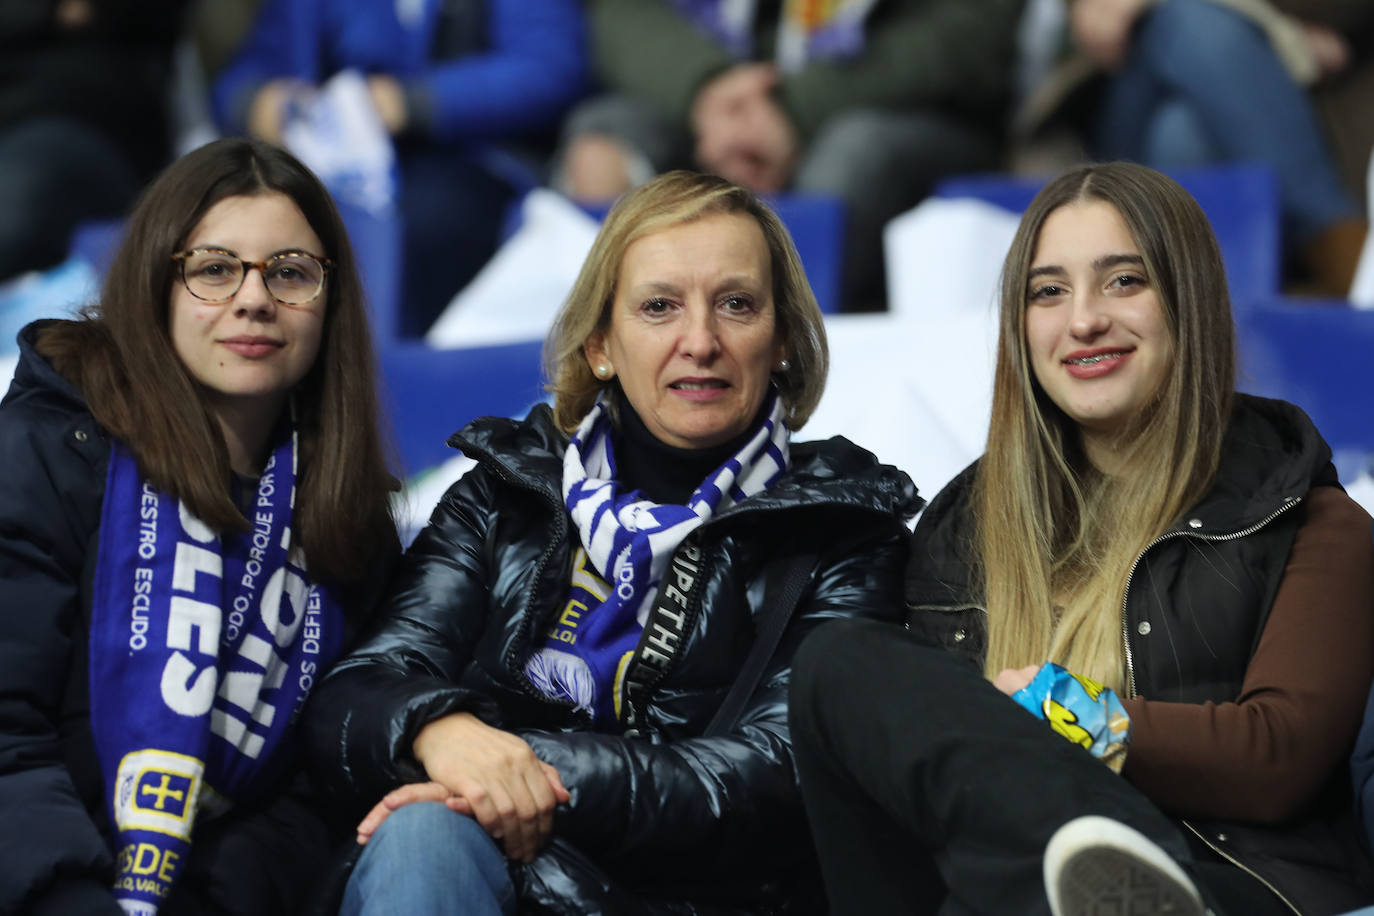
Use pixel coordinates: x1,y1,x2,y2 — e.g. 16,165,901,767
213,0,588,337
0,0,189,283
558,0,1025,312
1018,0,1373,298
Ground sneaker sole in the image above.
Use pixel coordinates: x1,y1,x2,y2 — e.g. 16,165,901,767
1054,845,1206,916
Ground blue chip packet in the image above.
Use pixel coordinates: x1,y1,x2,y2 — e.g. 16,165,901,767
1012,662,1131,772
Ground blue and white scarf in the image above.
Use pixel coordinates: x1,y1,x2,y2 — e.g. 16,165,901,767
671,0,879,72
89,426,344,915
525,393,789,725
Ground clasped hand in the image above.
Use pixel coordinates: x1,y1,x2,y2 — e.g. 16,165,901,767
355,712,570,863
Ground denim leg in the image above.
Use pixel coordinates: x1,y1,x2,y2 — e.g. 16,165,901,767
1140,99,1219,170
341,801,516,916
1095,0,1357,242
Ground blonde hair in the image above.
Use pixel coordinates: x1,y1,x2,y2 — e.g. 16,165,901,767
544,170,828,432
975,163,1235,691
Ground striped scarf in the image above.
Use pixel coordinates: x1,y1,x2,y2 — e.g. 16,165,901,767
524,393,789,725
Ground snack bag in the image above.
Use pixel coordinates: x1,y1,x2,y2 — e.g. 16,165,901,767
1012,663,1131,773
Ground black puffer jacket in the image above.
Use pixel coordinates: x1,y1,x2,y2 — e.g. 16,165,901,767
905,394,1372,915
0,323,388,915
305,404,920,914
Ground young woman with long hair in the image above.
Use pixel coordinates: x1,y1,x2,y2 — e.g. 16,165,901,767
0,137,400,915
790,161,1374,916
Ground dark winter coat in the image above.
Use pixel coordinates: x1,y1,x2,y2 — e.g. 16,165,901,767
305,403,919,914
905,393,1374,915
0,322,386,915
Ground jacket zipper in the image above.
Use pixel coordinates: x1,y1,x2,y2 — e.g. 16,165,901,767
461,441,580,708
1123,497,1305,913
1180,821,1302,915
1118,495,1301,699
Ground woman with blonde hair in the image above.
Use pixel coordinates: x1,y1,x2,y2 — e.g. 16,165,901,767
790,161,1374,915
305,170,918,914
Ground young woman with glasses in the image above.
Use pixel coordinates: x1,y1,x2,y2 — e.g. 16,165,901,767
0,137,400,915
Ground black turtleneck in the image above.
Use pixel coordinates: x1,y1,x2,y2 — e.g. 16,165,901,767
609,393,772,505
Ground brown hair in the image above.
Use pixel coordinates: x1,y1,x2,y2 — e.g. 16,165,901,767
38,138,399,587
974,162,1235,690
544,170,828,432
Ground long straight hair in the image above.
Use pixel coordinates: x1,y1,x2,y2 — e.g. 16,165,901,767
974,163,1235,691
38,138,399,588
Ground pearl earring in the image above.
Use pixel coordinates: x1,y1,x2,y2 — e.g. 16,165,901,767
596,364,612,379
776,359,791,372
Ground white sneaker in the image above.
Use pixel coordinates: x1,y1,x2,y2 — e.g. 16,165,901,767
1044,815,1207,916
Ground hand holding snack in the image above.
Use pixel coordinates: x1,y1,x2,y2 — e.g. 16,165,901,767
1012,662,1131,772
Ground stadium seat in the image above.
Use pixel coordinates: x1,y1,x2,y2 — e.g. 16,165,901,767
379,339,546,475
1237,300,1374,461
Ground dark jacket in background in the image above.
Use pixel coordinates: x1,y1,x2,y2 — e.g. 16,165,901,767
305,403,919,914
0,0,186,183
587,0,1024,140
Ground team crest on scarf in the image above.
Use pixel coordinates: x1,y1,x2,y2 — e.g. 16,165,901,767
525,392,789,726
89,426,344,914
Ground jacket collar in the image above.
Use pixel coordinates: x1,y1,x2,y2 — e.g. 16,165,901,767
906,394,1339,610
1182,393,1337,534
6,320,89,414
449,403,922,523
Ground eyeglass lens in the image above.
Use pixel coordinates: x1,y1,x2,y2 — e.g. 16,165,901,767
182,250,325,304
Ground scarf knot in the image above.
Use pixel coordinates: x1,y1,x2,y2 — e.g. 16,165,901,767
525,393,790,725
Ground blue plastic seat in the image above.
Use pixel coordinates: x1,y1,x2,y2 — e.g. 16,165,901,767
1236,301,1374,460
765,192,844,315
379,339,546,476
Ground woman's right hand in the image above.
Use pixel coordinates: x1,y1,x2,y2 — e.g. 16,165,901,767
412,712,571,862
994,664,1043,696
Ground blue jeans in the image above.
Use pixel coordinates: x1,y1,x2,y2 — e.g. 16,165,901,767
341,802,516,916
1094,0,1358,243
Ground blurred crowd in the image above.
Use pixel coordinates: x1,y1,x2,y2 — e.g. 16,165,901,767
3,0,1372,324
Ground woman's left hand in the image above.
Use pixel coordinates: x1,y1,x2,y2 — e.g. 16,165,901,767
355,780,460,845
994,664,1043,696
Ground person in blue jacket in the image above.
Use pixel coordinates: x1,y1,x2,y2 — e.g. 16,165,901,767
213,0,588,337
